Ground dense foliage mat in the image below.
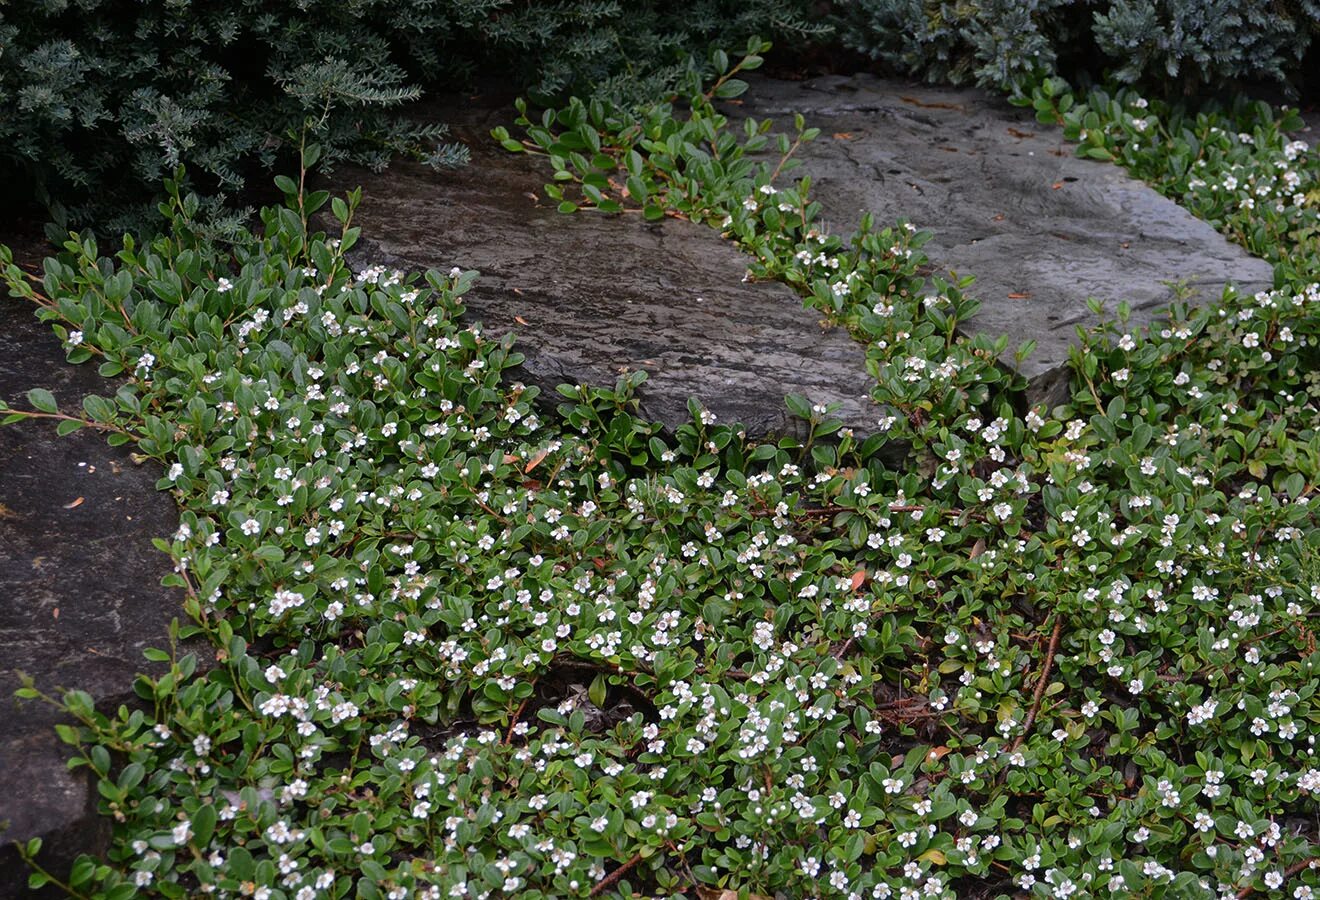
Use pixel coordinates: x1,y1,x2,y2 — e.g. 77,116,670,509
4,42,1320,900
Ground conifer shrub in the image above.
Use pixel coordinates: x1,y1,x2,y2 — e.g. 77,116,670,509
0,0,825,228
839,0,1320,95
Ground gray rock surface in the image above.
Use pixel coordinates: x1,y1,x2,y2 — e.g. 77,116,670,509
734,74,1277,407
327,99,878,438
0,299,185,898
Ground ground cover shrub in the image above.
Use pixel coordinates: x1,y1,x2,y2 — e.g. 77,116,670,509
1021,76,1320,281
838,0,1320,95
3,39,1320,900
0,0,824,229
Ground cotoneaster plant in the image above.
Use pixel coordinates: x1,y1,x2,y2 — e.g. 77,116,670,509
1,40,1318,900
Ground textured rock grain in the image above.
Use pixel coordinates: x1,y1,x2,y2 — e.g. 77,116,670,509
0,300,185,898
327,99,879,439
734,74,1276,407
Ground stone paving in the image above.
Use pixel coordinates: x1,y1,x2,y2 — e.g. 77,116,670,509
0,299,183,897
334,96,877,440
734,74,1276,406
336,76,1273,416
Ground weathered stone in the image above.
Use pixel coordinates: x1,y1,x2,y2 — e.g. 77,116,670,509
0,299,185,898
326,98,879,439
733,74,1277,408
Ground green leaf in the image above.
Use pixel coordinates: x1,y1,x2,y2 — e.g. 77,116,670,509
27,388,57,413
83,395,116,422
714,79,748,99
118,762,145,792
785,393,813,421
192,801,217,848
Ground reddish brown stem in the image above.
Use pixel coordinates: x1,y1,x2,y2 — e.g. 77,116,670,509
504,686,535,745
1237,856,1318,898
590,852,644,897
1010,615,1063,752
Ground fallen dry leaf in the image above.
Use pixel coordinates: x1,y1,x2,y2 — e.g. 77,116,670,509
1052,182,1064,190
901,96,965,111
969,538,986,559
849,570,867,591
52,607,59,619
514,315,530,326
64,496,84,509
832,132,854,140
524,447,549,473
1007,291,1031,299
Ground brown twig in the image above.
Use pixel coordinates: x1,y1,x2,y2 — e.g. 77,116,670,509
834,634,860,659
550,656,655,708
694,665,752,681
751,503,850,519
1237,856,1318,898
590,852,644,897
3,408,135,437
504,681,537,745
1010,615,1063,752
665,840,699,890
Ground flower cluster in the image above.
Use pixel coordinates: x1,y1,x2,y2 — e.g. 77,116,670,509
4,52,1319,900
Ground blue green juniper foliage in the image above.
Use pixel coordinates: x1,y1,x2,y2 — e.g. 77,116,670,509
7,0,1320,231
839,0,1320,94
0,0,825,229
4,38,1320,900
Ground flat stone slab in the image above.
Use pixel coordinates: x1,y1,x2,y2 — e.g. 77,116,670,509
734,74,1277,407
0,299,184,896
328,99,877,438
